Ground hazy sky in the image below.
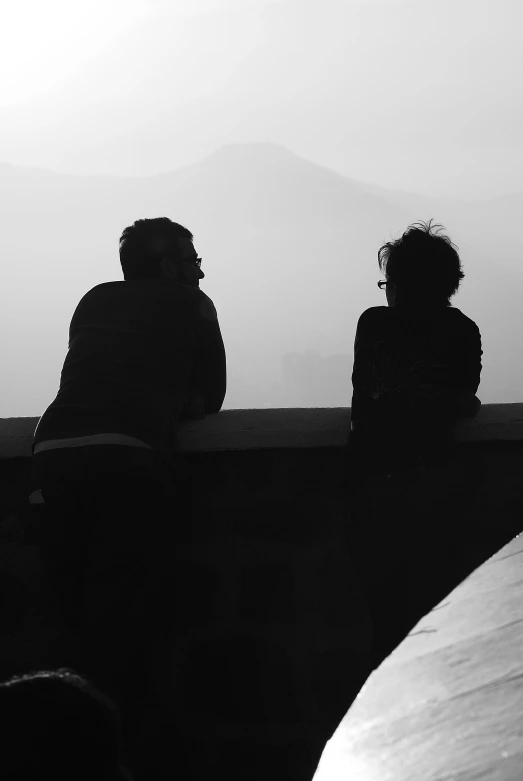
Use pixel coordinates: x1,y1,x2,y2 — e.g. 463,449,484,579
1,0,521,197
0,0,280,105
2,0,522,418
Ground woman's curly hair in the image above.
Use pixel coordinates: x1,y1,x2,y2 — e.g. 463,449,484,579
378,219,465,305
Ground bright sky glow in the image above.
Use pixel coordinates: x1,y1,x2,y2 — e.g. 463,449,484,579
0,0,282,106
1,0,523,418
0,0,521,197
0,0,149,106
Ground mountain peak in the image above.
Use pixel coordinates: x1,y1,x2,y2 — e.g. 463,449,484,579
205,142,301,163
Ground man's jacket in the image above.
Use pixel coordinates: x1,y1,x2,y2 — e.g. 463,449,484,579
32,279,226,469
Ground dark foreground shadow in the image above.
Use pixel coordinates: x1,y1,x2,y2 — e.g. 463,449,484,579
0,443,521,781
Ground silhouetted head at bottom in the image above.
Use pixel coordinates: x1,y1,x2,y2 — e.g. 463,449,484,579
0,667,134,781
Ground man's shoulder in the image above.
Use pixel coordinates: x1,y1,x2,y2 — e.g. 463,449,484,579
80,281,122,298
77,280,153,307
70,282,211,333
357,306,388,326
70,282,121,312
79,280,211,306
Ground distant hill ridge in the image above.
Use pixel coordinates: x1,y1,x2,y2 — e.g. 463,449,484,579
1,142,366,188
0,144,514,205
2,139,522,415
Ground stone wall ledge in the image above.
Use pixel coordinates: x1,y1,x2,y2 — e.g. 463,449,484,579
1,404,523,459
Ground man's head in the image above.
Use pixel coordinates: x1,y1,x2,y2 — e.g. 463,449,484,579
378,219,465,308
119,217,205,287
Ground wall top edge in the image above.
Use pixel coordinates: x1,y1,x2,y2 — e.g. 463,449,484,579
0,405,523,458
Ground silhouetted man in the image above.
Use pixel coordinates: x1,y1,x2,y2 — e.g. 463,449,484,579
31,217,225,468
28,217,226,778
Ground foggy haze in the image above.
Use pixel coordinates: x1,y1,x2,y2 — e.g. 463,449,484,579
2,143,522,416
1,0,522,416
2,0,522,197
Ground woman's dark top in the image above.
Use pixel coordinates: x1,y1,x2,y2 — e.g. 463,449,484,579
349,303,482,473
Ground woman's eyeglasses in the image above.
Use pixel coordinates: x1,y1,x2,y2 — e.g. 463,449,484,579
377,280,391,290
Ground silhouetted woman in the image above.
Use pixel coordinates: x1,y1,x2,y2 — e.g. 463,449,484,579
346,219,483,667
350,219,482,474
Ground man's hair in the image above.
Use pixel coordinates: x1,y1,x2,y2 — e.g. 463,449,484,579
378,219,465,306
119,217,194,281
0,667,132,780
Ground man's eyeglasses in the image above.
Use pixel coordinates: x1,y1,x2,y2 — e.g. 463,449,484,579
178,256,202,268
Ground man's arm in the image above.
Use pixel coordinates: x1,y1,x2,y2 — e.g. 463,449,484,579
455,390,481,418
191,294,227,414
350,310,375,432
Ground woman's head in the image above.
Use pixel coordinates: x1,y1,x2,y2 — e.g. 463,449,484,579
378,219,465,307
0,667,134,780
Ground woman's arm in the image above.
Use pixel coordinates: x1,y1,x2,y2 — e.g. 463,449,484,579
451,320,483,419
